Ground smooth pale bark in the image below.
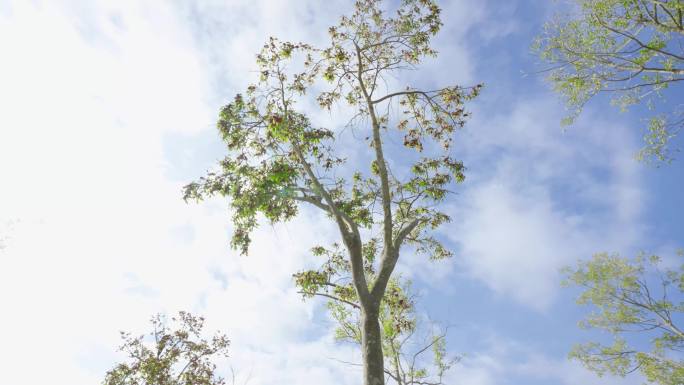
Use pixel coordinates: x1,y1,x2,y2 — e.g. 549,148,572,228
361,307,385,385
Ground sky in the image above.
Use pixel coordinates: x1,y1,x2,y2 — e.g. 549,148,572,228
0,1,682,385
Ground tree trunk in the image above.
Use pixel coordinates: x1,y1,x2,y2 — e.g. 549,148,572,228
361,307,385,385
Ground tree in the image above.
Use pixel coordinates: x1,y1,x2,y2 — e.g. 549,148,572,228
103,312,230,385
563,252,684,385
183,1,481,384
535,0,684,163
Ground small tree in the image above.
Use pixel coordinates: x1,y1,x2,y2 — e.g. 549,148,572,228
535,0,684,163
563,252,684,385
184,1,481,384
103,312,230,385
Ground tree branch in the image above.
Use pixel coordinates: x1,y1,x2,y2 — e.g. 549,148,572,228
594,16,684,61
298,291,361,309
394,219,421,250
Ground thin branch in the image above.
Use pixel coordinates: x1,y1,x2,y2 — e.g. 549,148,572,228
594,16,684,61
298,291,361,309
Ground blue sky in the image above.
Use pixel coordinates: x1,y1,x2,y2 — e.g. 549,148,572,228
0,1,682,384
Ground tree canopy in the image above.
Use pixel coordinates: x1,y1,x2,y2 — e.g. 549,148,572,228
535,0,684,163
564,252,684,385
103,312,230,385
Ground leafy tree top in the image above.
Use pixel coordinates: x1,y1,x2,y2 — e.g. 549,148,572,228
564,252,684,385
535,0,684,163
103,312,230,385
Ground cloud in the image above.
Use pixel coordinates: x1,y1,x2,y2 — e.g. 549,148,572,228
173,0,354,98
444,334,644,385
442,98,646,311
0,1,357,384
0,1,216,383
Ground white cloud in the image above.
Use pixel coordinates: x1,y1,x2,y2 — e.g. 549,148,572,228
0,1,358,384
445,334,644,385
514,353,643,385
453,182,588,310
442,99,646,310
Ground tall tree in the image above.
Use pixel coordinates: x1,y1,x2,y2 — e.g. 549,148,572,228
184,1,481,384
564,252,684,385
103,312,230,385
535,0,684,163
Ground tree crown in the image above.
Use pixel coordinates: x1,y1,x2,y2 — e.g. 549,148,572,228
184,0,480,274
564,252,684,385
535,0,684,163
103,312,230,385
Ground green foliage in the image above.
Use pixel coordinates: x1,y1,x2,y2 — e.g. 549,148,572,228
564,252,684,384
103,312,230,385
636,115,680,164
535,0,684,163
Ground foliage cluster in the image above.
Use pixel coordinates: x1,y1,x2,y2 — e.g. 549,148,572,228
535,0,684,162
103,312,230,385
564,252,684,385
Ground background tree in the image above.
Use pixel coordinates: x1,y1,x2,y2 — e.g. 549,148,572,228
103,312,230,385
563,252,684,385
183,1,481,384
535,0,684,163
